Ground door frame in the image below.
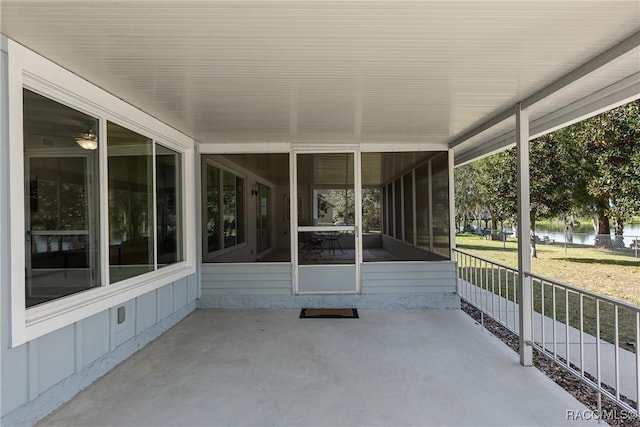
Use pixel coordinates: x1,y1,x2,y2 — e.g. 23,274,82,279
291,149,362,295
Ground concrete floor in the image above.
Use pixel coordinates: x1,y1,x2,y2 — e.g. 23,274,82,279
38,309,595,427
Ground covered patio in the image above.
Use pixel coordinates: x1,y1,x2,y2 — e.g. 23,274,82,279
37,309,591,426
1,1,639,426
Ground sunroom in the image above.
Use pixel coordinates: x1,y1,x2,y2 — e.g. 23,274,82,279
1,1,639,425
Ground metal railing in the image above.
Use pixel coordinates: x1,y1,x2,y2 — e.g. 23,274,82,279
454,248,640,417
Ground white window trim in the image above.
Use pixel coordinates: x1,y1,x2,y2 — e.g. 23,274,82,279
8,40,196,347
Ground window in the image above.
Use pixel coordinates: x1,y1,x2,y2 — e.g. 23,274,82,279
204,163,246,256
156,145,183,267
23,90,101,307
108,122,155,282
10,43,194,346
21,90,188,307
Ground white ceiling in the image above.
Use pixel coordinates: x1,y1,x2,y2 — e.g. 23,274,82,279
1,1,639,158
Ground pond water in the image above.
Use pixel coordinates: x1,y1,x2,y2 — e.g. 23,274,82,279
534,223,640,247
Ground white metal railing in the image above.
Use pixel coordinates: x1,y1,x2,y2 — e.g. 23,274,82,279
454,248,640,417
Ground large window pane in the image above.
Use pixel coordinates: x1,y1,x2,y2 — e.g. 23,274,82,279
23,89,100,307
156,145,183,267
108,122,154,283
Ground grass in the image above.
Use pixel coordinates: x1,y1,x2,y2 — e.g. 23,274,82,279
456,233,640,352
455,233,640,306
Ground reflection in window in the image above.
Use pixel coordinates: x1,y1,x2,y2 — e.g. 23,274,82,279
156,145,183,267
204,163,245,257
108,122,154,283
23,89,100,307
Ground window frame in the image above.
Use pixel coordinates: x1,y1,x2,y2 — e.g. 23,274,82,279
8,40,195,347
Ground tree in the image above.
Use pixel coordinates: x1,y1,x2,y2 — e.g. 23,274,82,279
457,133,573,257
454,164,482,229
475,150,517,230
528,133,572,232
564,100,640,245
362,188,381,232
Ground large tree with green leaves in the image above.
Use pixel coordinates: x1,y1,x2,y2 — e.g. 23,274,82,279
474,150,517,230
528,133,573,231
455,134,572,235
563,100,640,242
454,100,640,251
454,163,483,229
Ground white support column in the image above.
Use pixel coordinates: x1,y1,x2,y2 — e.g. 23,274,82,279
516,104,533,366
194,141,203,298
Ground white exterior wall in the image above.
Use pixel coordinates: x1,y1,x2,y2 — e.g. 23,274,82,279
0,39,199,426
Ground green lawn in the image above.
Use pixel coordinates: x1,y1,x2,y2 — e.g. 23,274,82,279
455,233,640,351
455,233,640,306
